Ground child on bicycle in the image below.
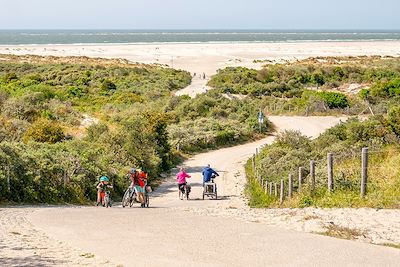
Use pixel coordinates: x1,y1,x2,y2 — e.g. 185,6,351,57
176,167,191,200
96,176,113,206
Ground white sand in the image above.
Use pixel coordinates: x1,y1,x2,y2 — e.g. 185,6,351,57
2,41,400,97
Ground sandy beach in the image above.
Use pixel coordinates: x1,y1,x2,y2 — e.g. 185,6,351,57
2,41,400,77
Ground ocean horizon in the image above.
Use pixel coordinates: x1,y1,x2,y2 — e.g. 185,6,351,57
1,29,400,45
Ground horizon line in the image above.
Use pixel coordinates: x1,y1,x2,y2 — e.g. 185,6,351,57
1,28,400,31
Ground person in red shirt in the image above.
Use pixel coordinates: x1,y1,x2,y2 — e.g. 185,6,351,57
132,169,148,207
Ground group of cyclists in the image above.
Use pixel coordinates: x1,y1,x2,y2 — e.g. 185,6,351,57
96,164,219,206
176,164,219,199
96,168,148,207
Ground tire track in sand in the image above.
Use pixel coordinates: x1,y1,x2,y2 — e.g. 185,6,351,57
0,208,116,266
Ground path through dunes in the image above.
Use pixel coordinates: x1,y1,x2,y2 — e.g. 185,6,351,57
2,116,400,266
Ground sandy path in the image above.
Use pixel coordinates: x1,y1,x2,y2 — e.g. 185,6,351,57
0,207,113,266
2,116,399,266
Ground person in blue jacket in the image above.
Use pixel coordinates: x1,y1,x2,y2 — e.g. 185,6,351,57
202,164,219,184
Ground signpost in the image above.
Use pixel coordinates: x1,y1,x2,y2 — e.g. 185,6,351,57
258,110,264,133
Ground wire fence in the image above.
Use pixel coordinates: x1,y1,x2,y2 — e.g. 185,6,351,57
251,146,400,205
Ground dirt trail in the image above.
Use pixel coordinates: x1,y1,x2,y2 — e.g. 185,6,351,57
174,75,211,98
2,116,400,266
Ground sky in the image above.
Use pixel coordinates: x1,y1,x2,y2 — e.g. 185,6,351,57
0,0,399,30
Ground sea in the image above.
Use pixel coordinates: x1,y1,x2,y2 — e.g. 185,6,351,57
0,30,399,45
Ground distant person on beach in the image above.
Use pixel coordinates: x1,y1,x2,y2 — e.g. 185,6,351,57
193,72,196,77
203,73,206,79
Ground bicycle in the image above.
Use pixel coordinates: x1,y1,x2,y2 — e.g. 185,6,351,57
179,183,191,200
103,190,112,208
122,183,151,208
122,185,137,208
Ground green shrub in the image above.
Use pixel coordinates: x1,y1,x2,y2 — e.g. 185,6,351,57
101,80,117,91
23,119,65,143
3,72,18,82
388,106,400,135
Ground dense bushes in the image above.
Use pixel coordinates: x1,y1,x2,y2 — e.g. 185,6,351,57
166,92,271,152
23,119,65,143
208,56,400,99
0,55,272,203
0,56,192,203
301,91,349,109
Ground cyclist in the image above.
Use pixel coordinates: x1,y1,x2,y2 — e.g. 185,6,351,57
96,176,113,206
128,168,138,188
176,167,191,200
131,169,148,208
202,164,219,184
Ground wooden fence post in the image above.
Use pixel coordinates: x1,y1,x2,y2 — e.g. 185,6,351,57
6,165,10,193
269,182,273,195
298,167,303,193
288,174,293,198
327,153,334,192
310,160,315,192
274,183,278,197
361,147,368,198
264,178,267,192
280,179,284,204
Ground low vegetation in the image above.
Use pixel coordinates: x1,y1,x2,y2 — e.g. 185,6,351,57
0,55,271,203
208,56,400,116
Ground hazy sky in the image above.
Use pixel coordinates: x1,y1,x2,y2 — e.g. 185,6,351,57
1,0,399,30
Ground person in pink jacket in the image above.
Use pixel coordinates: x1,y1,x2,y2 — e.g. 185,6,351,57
176,167,191,199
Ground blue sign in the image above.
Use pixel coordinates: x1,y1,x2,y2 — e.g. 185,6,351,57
258,111,264,124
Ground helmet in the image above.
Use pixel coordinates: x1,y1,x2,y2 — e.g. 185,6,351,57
100,176,109,182
136,169,142,173
130,168,136,173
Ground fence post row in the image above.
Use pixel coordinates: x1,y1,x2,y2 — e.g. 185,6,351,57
260,148,371,202
361,147,368,198
327,153,334,192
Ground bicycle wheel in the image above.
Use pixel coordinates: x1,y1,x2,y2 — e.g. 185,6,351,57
104,195,109,208
145,194,149,208
122,188,130,208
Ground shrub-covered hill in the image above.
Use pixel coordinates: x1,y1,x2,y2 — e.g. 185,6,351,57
208,56,400,116
0,55,271,203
